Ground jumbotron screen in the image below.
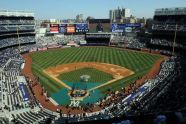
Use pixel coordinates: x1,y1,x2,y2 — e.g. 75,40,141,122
75,23,89,33
50,24,59,33
59,24,67,33
67,24,75,33
89,19,111,33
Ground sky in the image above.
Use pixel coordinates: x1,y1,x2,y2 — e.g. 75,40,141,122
1,0,186,19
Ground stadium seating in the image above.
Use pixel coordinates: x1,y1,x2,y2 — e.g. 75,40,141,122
0,27,185,123
110,35,146,49
0,36,35,49
0,38,185,123
36,35,85,46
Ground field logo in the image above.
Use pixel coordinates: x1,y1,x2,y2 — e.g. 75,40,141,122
69,98,81,107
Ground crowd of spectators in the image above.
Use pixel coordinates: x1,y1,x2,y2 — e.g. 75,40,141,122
150,39,186,49
111,35,146,49
0,48,23,68
0,36,35,49
0,19,35,25
0,19,35,33
152,24,186,32
140,55,186,114
58,35,85,44
36,35,84,46
0,25,35,32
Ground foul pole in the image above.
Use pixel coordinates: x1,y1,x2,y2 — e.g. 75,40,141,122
172,24,177,55
16,25,21,52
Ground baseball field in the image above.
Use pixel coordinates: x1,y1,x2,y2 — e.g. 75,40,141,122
30,46,162,105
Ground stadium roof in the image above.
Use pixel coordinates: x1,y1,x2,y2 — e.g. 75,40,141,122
0,10,34,17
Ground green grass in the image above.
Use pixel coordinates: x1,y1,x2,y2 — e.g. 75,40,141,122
58,67,113,83
30,46,161,94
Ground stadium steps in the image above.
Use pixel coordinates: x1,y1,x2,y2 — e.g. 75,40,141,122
19,113,35,123
16,114,30,124
22,112,39,122
26,111,41,121
39,110,56,118
0,118,8,124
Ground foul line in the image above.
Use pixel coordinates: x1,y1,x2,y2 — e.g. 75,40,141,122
43,70,72,90
88,76,124,92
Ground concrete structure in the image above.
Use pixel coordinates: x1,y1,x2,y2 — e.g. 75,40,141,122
76,14,84,23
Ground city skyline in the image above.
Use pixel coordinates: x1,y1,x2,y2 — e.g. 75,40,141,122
1,0,186,19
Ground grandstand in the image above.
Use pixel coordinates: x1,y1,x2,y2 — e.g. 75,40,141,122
150,7,186,51
0,10,35,50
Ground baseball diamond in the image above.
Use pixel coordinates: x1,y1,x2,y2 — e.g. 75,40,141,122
1,4,186,124
27,46,163,106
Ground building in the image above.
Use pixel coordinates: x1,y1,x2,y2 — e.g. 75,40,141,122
76,14,84,23
137,17,146,25
109,7,131,23
123,16,137,23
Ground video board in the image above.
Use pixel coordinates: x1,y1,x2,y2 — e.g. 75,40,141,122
59,24,67,33
75,23,89,33
50,24,59,33
89,19,111,33
67,24,75,33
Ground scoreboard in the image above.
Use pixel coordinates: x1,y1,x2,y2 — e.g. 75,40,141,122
89,19,111,33
75,23,89,33
111,23,142,33
57,23,89,33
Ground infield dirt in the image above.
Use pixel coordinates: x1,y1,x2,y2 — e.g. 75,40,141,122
43,62,135,91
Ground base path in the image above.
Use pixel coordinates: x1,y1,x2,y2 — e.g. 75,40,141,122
44,62,134,77
43,70,72,90
44,62,134,91
88,76,123,92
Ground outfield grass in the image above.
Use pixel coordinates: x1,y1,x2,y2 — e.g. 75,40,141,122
30,47,161,94
58,67,113,83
